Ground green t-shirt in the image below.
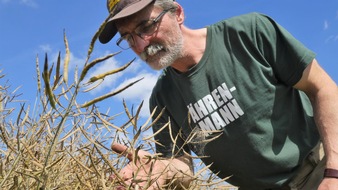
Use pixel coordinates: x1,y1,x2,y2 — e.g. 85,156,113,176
149,12,319,189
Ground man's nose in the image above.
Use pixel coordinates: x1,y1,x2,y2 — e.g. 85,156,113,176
132,35,150,53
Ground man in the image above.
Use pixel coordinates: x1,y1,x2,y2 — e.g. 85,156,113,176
99,0,338,189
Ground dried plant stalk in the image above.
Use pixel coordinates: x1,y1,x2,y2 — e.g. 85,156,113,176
80,52,120,82
81,78,143,108
42,53,56,109
63,30,70,84
0,26,237,190
87,57,134,83
36,54,41,92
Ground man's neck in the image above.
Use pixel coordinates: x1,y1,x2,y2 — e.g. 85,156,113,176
171,27,207,73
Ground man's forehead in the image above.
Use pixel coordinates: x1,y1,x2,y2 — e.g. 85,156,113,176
116,5,159,32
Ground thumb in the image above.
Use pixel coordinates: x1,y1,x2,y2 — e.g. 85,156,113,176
111,143,133,161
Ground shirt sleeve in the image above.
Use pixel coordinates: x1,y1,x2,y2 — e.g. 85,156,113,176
253,13,316,86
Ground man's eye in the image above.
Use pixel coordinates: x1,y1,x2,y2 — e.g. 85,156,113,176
122,35,129,40
140,22,155,34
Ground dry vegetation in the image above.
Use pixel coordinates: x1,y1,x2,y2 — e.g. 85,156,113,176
0,22,237,189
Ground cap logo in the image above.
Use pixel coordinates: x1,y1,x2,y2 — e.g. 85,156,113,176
108,0,121,12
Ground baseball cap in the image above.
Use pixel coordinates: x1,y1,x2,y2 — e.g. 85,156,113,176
99,0,155,44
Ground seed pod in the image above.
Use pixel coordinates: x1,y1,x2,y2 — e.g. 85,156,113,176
86,16,111,61
36,54,41,92
88,58,134,83
63,30,70,84
42,53,56,109
81,78,143,108
53,51,62,90
79,52,120,82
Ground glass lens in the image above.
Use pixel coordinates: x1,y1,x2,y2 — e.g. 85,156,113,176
117,34,133,49
118,40,130,49
136,21,157,37
116,9,173,50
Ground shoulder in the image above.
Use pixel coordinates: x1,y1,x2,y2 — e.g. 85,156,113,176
225,12,274,24
210,12,276,32
212,12,259,25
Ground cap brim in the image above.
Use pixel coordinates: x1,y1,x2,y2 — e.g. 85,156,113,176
99,21,117,44
99,0,154,44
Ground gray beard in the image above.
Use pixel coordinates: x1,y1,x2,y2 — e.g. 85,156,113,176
140,39,183,70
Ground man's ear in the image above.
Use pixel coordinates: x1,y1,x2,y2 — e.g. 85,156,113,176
174,2,185,24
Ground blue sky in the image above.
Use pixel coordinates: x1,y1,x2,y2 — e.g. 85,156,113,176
1,0,337,120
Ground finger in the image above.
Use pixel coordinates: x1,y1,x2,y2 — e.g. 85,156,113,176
109,174,114,181
110,173,133,189
109,174,125,182
111,143,133,160
109,174,127,181
116,185,126,190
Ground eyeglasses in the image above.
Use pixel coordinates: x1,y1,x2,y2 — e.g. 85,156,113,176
116,8,175,50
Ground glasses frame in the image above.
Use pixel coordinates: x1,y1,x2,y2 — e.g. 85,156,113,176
116,8,175,50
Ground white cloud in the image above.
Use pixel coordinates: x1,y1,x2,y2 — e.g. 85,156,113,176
324,20,329,30
122,58,143,73
81,55,160,118
67,53,87,71
325,35,338,43
114,71,159,118
1,0,38,7
20,0,38,8
39,46,160,119
45,50,86,74
0,0,11,3
334,35,338,42
83,57,125,93
39,44,52,53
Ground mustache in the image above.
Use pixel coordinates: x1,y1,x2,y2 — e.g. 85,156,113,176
140,44,164,61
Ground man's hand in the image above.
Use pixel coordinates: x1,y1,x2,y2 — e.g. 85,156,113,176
111,143,169,190
318,178,338,190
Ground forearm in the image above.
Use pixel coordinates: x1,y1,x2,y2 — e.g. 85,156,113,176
294,59,338,169
311,84,338,169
